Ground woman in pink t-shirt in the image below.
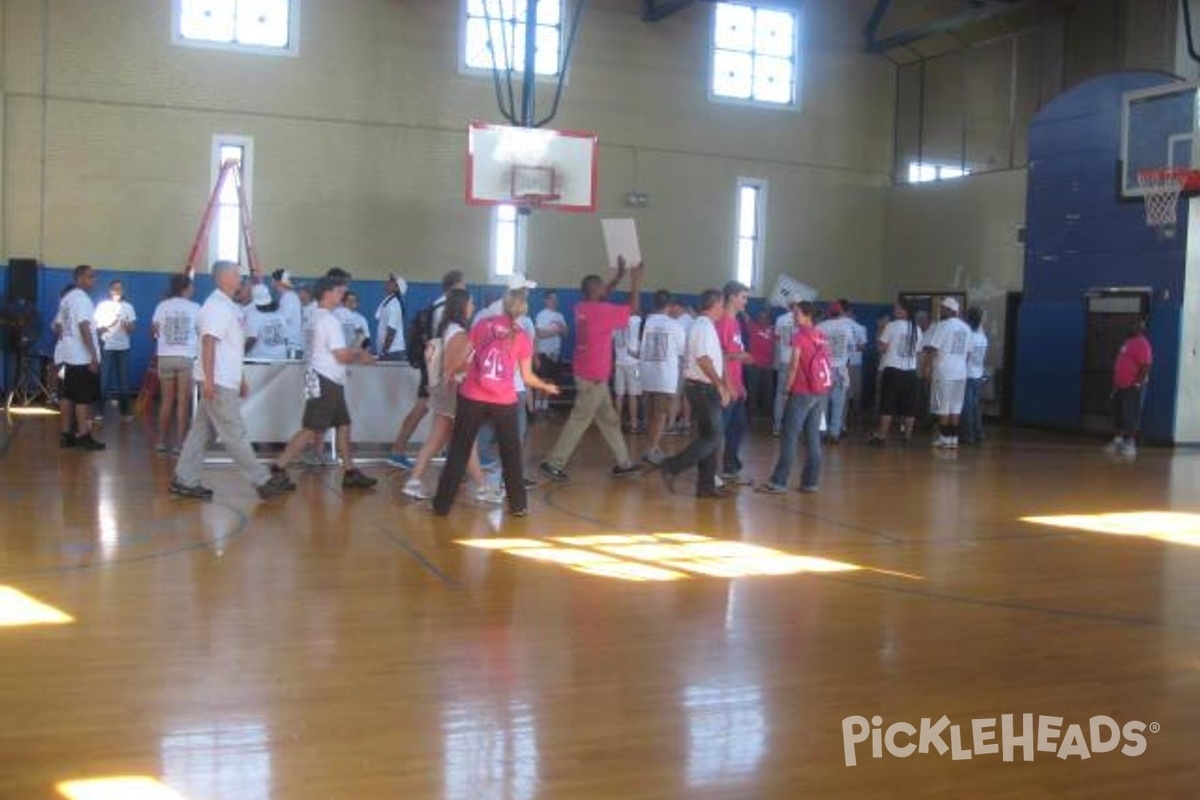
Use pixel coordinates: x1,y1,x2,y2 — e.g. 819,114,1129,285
433,288,560,516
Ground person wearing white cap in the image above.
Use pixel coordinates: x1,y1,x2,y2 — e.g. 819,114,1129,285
243,283,290,361
375,272,408,362
271,269,303,354
922,297,972,449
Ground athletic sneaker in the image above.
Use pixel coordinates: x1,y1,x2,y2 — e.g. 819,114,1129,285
402,479,430,499
755,482,786,494
799,484,819,493
257,472,294,499
1104,438,1124,455
60,432,75,448
713,474,725,489
539,462,569,482
719,472,753,486
474,485,506,504
611,463,640,478
431,451,448,465
867,433,886,447
169,479,213,500
342,469,377,489
933,435,954,449
642,448,664,466
1119,442,1138,460
387,453,415,470
269,465,297,491
74,434,106,451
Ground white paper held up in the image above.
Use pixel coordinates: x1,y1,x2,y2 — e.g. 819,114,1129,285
601,219,642,270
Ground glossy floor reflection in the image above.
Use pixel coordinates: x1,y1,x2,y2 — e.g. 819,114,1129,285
1,412,1198,798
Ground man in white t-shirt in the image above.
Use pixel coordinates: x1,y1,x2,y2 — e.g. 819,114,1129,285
668,299,694,433
961,306,989,445
923,297,973,449
243,284,289,361
374,272,408,361
639,290,687,465
660,289,732,498
773,303,797,435
335,290,371,352
272,269,304,355
842,300,869,431
94,279,137,419
613,313,643,432
172,260,295,500
816,301,857,443
272,277,378,489
533,290,567,414
57,264,105,450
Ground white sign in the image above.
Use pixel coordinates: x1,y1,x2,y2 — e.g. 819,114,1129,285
601,218,642,270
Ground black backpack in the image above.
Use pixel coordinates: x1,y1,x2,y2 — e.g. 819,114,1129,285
405,302,436,369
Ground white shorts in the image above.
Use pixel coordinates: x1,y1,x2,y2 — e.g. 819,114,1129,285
931,378,966,416
613,364,642,396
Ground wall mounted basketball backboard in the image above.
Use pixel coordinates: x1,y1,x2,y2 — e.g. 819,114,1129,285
1120,81,1200,198
466,122,598,213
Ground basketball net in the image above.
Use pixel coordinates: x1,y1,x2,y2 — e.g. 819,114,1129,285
1138,168,1189,239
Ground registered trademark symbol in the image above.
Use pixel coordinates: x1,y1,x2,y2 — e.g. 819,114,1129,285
1149,722,1161,733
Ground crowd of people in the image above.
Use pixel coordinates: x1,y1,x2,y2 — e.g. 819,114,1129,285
45,255,1155,513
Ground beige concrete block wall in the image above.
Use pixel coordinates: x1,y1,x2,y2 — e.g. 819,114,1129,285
2,0,892,298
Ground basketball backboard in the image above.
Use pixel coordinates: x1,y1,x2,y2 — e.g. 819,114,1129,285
466,122,598,212
1120,81,1200,198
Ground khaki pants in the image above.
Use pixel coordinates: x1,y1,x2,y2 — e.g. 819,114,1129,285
175,386,270,488
545,377,630,469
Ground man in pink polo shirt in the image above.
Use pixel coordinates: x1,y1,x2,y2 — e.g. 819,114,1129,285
1107,319,1153,460
540,258,643,481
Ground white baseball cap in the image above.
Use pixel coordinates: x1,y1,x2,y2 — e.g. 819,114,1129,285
387,272,408,295
506,273,538,291
251,284,272,306
271,269,294,288
941,297,960,313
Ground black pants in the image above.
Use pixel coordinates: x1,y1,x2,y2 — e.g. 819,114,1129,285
1113,385,1143,438
744,365,773,418
433,395,526,514
662,381,724,494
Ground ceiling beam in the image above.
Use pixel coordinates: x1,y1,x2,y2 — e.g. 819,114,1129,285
865,0,1042,54
643,0,697,23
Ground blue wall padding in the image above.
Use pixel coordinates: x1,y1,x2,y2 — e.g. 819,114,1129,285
1017,70,1186,442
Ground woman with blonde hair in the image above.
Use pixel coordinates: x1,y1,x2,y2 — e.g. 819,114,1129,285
403,289,500,502
151,274,201,453
433,279,559,516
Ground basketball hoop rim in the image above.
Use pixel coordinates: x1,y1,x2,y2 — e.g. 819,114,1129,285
514,192,562,209
1138,167,1200,193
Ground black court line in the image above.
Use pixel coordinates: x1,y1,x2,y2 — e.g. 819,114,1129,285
373,523,462,588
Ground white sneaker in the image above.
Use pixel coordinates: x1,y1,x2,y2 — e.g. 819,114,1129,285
1104,438,1123,455
948,437,959,449
402,479,430,500
714,474,725,488
933,435,953,449
474,485,506,504
1119,443,1138,460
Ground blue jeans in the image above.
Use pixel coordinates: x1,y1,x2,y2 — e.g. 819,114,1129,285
479,390,527,468
825,368,848,440
774,367,789,430
961,378,984,443
101,348,130,415
662,381,724,493
721,397,747,474
769,393,824,490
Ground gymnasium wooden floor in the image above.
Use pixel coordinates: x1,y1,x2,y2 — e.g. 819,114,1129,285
1,409,1197,799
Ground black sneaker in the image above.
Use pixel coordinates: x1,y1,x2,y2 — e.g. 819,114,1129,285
509,506,528,517
74,434,106,451
539,462,569,482
169,479,214,500
611,463,640,478
60,432,75,448
257,472,293,499
523,477,538,490
342,469,378,489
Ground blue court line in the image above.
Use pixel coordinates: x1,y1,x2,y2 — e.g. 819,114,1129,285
374,523,461,589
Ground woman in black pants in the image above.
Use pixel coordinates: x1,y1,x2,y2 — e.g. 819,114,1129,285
432,283,559,516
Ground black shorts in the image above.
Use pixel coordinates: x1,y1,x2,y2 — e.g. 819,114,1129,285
62,363,101,405
302,376,352,431
879,367,919,417
535,356,563,383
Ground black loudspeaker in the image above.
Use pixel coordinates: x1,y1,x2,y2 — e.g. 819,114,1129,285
7,258,39,304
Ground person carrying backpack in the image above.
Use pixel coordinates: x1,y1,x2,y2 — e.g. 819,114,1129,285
757,301,831,494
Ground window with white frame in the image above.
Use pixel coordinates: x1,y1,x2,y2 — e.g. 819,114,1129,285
464,0,564,76
735,179,766,289
174,0,299,55
711,2,799,107
211,135,253,267
907,162,970,184
492,205,521,278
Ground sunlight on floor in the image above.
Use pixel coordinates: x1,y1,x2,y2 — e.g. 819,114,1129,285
1021,511,1200,546
57,776,190,800
459,533,869,581
0,586,74,627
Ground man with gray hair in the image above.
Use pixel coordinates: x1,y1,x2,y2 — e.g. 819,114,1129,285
171,260,294,500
